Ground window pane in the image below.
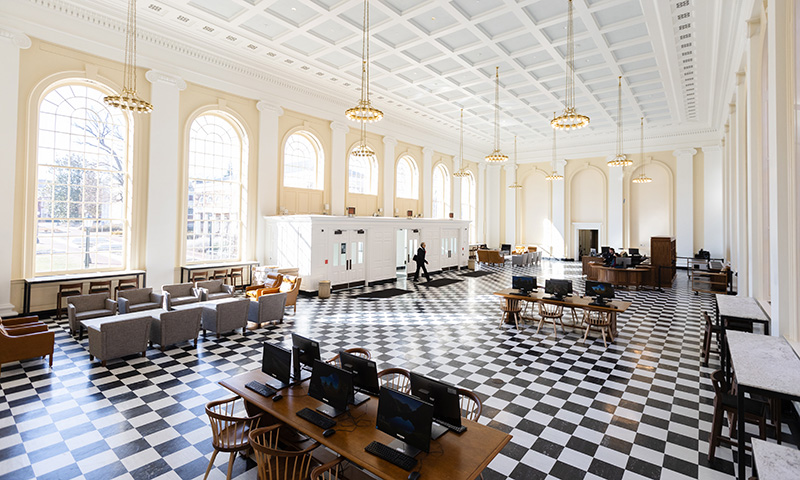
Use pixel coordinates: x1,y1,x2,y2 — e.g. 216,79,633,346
284,133,322,189
396,157,418,199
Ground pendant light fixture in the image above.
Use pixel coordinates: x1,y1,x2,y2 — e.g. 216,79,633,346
633,117,652,184
546,114,564,181
454,109,470,177
345,0,383,123
509,136,523,188
551,0,588,131
608,76,632,167
485,67,508,163
351,120,375,157
104,0,152,113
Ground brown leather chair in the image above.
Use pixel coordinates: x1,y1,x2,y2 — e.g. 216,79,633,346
282,276,302,313
0,320,55,374
245,273,284,300
476,249,505,265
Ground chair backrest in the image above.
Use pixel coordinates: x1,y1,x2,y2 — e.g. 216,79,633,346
249,424,319,480
118,287,153,305
326,347,371,367
538,302,563,317
206,396,264,450
377,367,411,394
702,311,712,329
265,273,283,289
710,370,730,399
68,292,110,311
196,279,224,294
162,283,194,297
457,387,482,422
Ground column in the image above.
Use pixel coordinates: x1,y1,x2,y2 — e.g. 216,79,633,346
606,158,624,249
551,159,566,258
735,73,749,296
672,149,697,258
0,27,30,316
329,121,349,216
722,126,731,262
382,136,396,216
452,156,461,220
477,163,486,243
728,103,739,274
256,102,283,264
422,147,434,218
701,146,724,258
485,166,501,247
504,163,517,245
145,70,186,288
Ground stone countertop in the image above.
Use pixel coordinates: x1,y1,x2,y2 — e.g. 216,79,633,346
716,294,770,321
727,331,800,397
752,439,800,479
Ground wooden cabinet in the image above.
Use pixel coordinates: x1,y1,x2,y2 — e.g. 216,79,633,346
650,236,676,285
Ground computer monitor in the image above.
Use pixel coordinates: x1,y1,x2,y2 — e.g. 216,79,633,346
628,248,640,255
616,257,632,269
544,279,572,301
261,342,293,390
375,387,434,457
308,359,353,418
292,333,321,382
409,372,463,439
339,350,379,405
590,248,597,256
584,281,615,306
600,246,610,255
511,276,537,294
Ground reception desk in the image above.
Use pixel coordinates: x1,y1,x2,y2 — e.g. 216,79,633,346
582,256,604,280
590,263,655,289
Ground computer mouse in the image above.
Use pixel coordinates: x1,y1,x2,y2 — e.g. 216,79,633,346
322,428,335,438
272,394,283,402
408,471,420,480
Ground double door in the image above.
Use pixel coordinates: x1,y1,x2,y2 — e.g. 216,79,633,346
331,230,365,290
441,229,458,270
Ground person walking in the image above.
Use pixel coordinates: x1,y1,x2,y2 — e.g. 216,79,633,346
413,242,431,282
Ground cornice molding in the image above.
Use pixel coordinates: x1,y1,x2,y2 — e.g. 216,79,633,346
145,69,186,90
0,25,32,49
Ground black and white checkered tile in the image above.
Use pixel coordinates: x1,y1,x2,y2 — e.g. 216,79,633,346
0,261,794,479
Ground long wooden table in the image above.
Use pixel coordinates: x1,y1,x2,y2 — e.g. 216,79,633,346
220,370,512,480
494,288,631,335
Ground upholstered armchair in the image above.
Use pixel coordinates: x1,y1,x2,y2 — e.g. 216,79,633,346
87,315,151,367
0,321,55,373
149,307,202,351
118,287,163,314
66,293,118,336
245,274,284,300
201,298,250,337
282,277,302,314
161,283,202,310
193,280,234,302
247,292,287,328
476,249,505,265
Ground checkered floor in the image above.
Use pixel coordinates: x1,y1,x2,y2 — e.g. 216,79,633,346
0,261,794,480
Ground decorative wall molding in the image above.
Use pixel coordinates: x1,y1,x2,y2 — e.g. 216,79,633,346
145,69,186,90
256,101,283,117
0,25,32,49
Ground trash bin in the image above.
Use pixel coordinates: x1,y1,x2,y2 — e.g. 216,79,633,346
318,280,331,299
468,258,476,270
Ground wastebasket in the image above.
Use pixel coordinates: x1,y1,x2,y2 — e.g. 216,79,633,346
468,258,476,270
318,280,331,299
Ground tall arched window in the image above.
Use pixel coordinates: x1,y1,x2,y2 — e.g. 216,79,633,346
461,172,476,243
396,155,418,199
431,163,450,218
186,112,248,263
35,82,131,274
284,131,324,189
348,153,378,195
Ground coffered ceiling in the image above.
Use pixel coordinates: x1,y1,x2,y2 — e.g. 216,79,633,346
9,0,751,160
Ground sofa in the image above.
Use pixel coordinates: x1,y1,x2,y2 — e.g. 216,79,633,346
67,293,118,336
0,319,54,373
149,307,202,351
248,292,287,327
477,249,505,265
161,283,202,309
87,314,151,367
201,298,250,337
118,288,163,314
193,280,234,302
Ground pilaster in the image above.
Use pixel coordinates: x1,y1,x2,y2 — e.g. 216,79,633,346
606,157,624,249
477,163,486,243
735,72,749,296
551,159,567,258
504,164,517,245
256,101,283,263
382,136,397,216
330,121,349,216
485,165,501,248
422,147,434,218
701,146,724,258
673,148,697,257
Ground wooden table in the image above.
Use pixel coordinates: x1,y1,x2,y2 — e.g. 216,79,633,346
726,332,800,480
493,289,631,334
590,264,654,289
716,294,771,382
22,269,146,315
220,370,512,480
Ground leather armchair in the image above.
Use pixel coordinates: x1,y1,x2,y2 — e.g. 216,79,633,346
477,249,505,265
66,293,118,336
0,321,55,374
282,277,302,313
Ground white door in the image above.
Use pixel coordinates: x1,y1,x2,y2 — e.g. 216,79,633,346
330,230,366,289
330,232,350,287
442,229,458,269
348,231,366,285
406,230,420,271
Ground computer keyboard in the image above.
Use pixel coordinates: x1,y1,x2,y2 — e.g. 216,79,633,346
296,407,336,430
436,419,467,434
364,441,418,471
245,381,276,398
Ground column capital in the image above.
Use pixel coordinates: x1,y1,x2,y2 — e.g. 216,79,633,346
145,70,187,90
724,123,730,133
746,17,761,37
330,121,349,134
382,136,397,146
555,158,567,169
422,147,435,157
729,103,736,114
702,145,722,154
257,101,283,116
0,26,31,49
672,148,697,159
736,71,746,84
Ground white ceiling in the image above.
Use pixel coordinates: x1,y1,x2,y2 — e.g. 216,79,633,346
11,0,751,160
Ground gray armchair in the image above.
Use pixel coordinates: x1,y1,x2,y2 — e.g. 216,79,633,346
201,298,250,337
149,307,202,351
67,293,117,336
193,280,234,302
118,287,163,314
161,283,202,310
247,292,287,327
87,315,151,367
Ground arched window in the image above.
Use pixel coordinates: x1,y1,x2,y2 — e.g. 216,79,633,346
283,131,324,190
396,155,418,199
35,82,131,274
348,152,378,195
186,112,248,263
461,172,476,243
431,163,450,218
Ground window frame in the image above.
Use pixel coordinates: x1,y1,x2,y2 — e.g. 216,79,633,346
395,155,419,200
347,150,378,195
283,130,325,190
431,163,451,219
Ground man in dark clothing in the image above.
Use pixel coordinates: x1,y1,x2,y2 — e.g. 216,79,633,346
413,242,431,282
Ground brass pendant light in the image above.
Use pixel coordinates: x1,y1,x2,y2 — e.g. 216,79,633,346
546,114,563,181
608,76,632,167
345,0,383,123
509,136,522,188
485,67,508,163
454,109,470,177
551,0,588,131
633,117,652,184
104,0,152,113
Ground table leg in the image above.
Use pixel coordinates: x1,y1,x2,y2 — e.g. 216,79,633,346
23,283,30,315
737,387,746,480
142,272,147,289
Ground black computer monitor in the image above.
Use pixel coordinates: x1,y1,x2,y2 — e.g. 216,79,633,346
600,246,610,255
292,333,321,381
339,350,379,405
308,359,353,418
262,342,292,390
409,372,463,439
628,248,639,255
376,387,434,457
585,281,615,306
511,276,537,294
544,279,572,300
616,257,632,269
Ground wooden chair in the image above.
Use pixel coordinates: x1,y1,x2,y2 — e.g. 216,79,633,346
457,387,483,422
326,347,371,368
310,457,346,480
499,300,522,330
535,302,564,338
582,310,614,347
701,312,721,366
212,269,229,281
56,282,83,320
88,280,112,295
283,277,303,314
191,270,209,284
249,424,321,480
115,277,139,299
203,396,265,480
377,367,411,394
707,370,767,462
229,267,245,292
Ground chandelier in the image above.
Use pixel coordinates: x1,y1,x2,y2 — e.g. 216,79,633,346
633,117,652,184
509,136,522,188
104,0,152,113
546,116,563,181
608,76,632,167
454,109,470,177
551,0,588,130
485,67,508,163
345,0,383,123
352,120,375,157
